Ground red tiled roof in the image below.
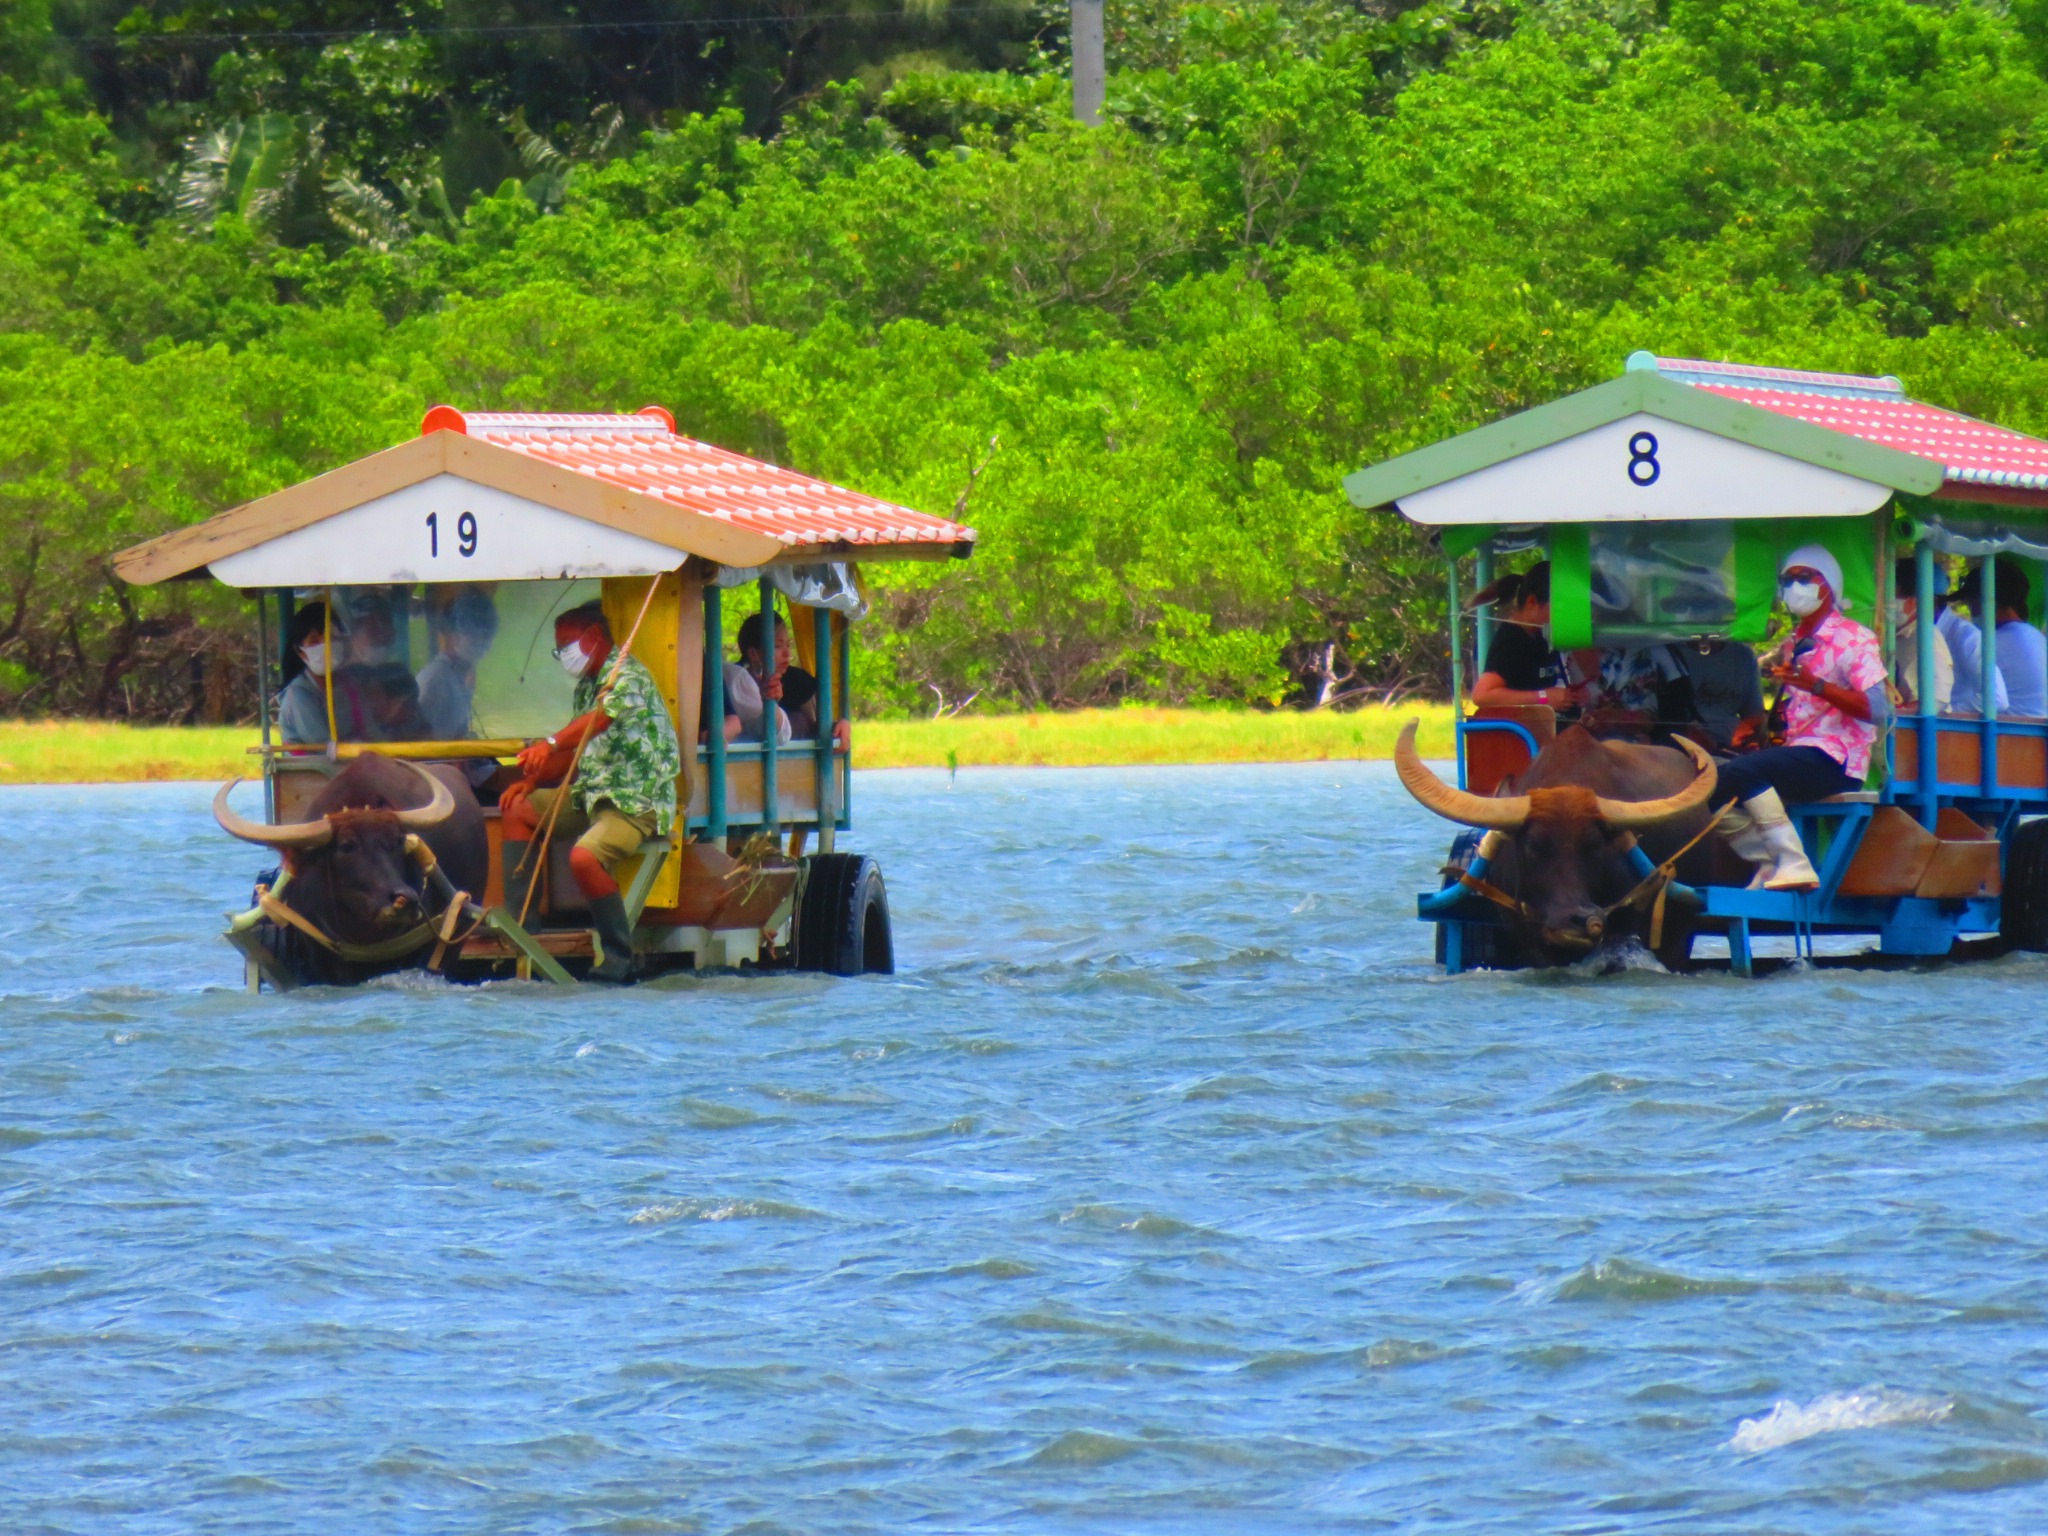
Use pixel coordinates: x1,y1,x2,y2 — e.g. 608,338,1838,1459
422,405,973,549
1646,356,2048,495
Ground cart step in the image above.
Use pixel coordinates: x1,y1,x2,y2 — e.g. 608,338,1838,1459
461,928,596,962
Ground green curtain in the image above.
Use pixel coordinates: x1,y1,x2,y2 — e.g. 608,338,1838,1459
1549,525,1592,650
1731,516,1877,641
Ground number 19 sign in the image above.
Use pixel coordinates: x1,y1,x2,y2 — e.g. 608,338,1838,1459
208,472,687,586
425,509,480,560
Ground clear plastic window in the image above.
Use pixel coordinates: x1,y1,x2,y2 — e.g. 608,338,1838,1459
1588,522,1736,641
283,579,599,745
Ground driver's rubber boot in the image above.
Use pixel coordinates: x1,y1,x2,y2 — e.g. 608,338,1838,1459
500,840,539,929
1716,806,1776,890
588,892,637,984
1747,790,1819,892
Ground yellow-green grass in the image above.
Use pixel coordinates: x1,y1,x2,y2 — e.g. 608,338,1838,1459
0,705,1456,784
0,720,258,785
856,705,1455,769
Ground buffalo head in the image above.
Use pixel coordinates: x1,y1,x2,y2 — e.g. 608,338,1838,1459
214,760,456,948
1395,721,1717,961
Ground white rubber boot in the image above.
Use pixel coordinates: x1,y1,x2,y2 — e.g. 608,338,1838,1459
1746,789,1819,892
1717,804,1776,890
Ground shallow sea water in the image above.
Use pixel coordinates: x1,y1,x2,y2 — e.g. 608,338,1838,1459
5,763,2048,1534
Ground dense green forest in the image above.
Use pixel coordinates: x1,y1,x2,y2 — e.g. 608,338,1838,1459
11,0,2048,720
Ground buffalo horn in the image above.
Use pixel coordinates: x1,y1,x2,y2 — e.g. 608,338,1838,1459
1393,720,1531,830
1593,737,1718,830
212,779,333,849
391,762,457,831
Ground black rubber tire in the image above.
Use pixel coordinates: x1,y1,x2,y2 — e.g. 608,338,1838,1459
796,854,895,976
2000,817,2048,951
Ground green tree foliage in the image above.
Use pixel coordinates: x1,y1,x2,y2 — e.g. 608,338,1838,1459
12,0,2048,718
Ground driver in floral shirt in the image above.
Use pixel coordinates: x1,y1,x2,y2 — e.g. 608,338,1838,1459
1710,544,1890,892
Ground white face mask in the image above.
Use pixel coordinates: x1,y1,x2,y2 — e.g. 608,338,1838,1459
1888,599,1911,629
555,641,589,679
299,641,328,678
1782,580,1824,618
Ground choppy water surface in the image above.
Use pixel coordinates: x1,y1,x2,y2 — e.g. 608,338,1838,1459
5,764,2048,1533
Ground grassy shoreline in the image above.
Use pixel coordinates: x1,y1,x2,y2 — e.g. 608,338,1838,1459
0,706,1456,785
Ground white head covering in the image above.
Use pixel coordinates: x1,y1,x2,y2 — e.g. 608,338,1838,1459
1780,543,1844,602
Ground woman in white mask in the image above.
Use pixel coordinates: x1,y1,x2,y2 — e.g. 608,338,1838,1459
276,601,345,744
1708,545,1891,891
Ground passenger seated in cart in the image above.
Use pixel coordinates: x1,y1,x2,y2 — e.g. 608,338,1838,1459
724,611,853,748
417,589,503,793
1956,563,2048,718
1712,546,1891,892
1677,638,1765,752
1468,562,1591,716
499,601,682,982
417,589,500,740
1937,571,2010,718
276,600,376,744
1892,558,1953,714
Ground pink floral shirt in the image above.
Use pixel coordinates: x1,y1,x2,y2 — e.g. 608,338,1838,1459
1782,609,1888,779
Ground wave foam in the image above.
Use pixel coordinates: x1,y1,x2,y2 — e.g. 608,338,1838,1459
1729,1388,1952,1453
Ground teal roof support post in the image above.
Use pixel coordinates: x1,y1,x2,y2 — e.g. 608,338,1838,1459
1473,543,1495,673
837,609,853,831
1981,553,1999,800
1447,556,1466,790
256,591,274,821
705,580,727,839
760,576,779,837
1916,541,1938,830
813,603,836,854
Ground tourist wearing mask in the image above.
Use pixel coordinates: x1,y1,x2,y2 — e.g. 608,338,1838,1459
1710,546,1890,891
275,601,370,744
1891,559,1953,715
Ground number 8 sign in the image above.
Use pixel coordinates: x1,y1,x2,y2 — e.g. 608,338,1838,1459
1627,431,1660,486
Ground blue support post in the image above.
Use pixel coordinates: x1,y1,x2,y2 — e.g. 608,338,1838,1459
1728,918,1754,978
760,577,779,837
1916,541,1938,830
1981,553,1999,800
813,603,836,854
705,581,727,839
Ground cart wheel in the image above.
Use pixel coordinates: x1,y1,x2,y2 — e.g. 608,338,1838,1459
2000,817,2048,951
796,854,895,976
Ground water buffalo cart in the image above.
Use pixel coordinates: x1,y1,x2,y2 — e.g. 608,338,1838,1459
114,406,975,988
1346,353,2048,974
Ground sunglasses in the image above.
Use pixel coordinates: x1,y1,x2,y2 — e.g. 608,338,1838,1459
1779,569,1823,587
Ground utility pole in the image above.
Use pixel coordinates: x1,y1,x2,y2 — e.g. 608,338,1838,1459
1072,0,1104,124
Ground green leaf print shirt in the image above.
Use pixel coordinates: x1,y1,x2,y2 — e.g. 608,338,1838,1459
573,653,681,834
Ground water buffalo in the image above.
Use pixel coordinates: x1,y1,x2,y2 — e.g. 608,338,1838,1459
213,753,488,984
1396,721,1725,966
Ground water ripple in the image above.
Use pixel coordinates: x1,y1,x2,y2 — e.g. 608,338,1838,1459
1,769,2045,1532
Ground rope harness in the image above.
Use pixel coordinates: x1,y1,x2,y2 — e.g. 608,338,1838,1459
1449,801,1736,951
249,833,486,970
